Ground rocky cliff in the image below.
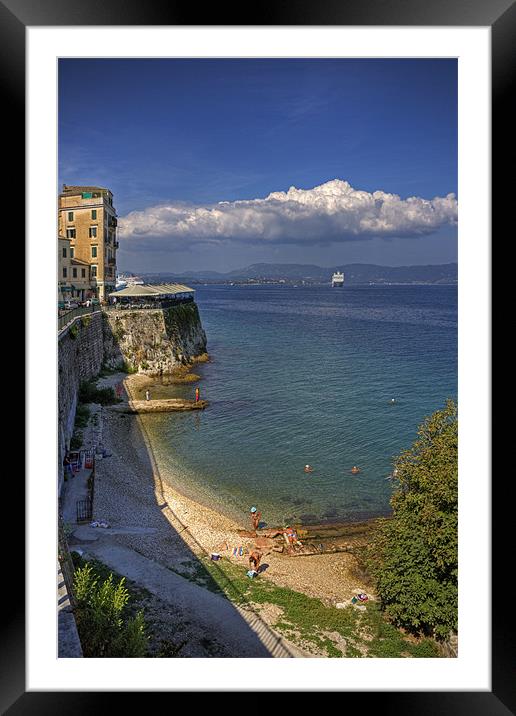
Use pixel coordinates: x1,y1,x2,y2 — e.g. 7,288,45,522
102,302,207,375
58,302,208,493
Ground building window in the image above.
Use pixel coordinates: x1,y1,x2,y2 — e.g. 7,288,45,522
68,211,74,221
66,228,76,239
70,247,74,258
91,265,97,277
63,267,67,278
72,268,77,278
91,246,98,258
81,268,86,278
62,247,67,258
89,226,98,238
92,209,97,220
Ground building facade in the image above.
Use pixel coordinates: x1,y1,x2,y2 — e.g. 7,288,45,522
58,185,118,302
58,236,96,303
58,237,72,303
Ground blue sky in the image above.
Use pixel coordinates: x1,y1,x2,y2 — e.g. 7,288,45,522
59,58,457,273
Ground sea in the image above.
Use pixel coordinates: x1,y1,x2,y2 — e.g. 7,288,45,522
136,284,457,528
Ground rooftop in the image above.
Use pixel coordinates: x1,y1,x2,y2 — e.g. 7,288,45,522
60,185,111,195
108,283,195,298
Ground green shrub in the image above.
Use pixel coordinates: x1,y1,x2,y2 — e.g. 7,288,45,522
69,323,79,339
368,399,458,641
81,315,91,327
79,379,118,405
70,430,83,450
74,403,90,428
73,563,148,658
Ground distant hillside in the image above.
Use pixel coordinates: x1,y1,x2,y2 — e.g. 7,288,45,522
138,262,457,285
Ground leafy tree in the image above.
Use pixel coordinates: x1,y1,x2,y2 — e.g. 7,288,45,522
368,399,458,640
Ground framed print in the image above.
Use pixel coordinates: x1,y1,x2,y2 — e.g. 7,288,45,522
5,0,509,710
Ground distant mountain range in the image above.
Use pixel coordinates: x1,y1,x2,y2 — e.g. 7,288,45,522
134,262,458,285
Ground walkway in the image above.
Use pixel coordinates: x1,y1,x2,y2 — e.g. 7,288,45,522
73,536,301,658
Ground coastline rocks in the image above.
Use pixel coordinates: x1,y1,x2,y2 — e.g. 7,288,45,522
110,398,208,413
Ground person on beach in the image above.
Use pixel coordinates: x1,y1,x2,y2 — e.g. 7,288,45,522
283,526,302,548
250,506,262,531
249,549,262,572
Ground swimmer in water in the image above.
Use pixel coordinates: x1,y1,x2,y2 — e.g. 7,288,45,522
351,466,361,474
304,464,313,473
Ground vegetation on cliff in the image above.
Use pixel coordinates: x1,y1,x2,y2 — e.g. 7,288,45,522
367,399,458,640
79,378,119,405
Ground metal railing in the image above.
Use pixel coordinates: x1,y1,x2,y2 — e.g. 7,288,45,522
104,297,194,311
76,497,93,523
58,304,101,331
58,515,77,607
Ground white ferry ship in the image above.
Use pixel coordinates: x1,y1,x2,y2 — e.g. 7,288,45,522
115,273,145,290
331,271,345,287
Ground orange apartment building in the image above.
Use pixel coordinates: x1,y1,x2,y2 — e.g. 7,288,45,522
58,185,118,302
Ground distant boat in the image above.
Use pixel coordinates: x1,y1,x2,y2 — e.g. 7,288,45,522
116,273,144,289
331,271,344,287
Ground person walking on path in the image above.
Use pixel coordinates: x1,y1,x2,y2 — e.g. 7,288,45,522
145,389,150,401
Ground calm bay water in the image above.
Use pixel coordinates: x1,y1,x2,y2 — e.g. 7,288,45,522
140,284,457,528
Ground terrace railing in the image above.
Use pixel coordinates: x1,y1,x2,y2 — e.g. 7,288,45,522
58,304,101,332
104,296,194,311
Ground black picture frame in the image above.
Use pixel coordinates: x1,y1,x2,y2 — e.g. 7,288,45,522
7,0,507,711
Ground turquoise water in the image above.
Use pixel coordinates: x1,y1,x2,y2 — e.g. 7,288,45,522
140,284,457,528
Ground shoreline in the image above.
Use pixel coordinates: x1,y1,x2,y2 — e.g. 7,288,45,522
91,372,378,605
122,371,390,534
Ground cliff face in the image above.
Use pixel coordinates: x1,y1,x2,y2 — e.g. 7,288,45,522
58,302,208,494
103,302,207,375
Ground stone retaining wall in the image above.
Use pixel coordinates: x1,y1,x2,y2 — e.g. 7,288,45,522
58,312,104,494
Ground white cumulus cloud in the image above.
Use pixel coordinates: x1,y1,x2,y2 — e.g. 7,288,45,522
118,179,457,251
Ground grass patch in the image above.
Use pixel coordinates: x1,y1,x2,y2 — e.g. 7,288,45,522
359,601,441,658
191,557,441,658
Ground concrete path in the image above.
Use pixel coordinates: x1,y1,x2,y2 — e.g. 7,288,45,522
61,467,92,524
78,540,299,658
